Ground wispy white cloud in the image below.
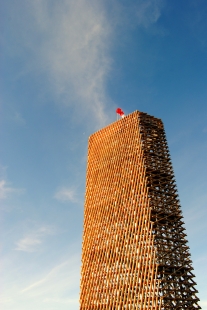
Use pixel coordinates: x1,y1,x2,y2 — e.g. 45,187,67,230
0,180,13,199
111,0,164,31
18,0,113,126
54,187,77,203
4,0,166,128
136,0,163,28
0,180,24,200
15,226,54,252
15,236,42,252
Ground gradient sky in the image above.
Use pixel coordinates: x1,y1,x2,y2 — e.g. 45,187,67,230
1,0,207,309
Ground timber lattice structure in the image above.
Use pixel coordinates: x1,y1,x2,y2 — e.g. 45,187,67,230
80,111,200,309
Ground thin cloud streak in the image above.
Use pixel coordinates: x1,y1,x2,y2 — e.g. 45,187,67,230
16,237,42,252
136,0,163,28
15,226,54,252
20,257,80,299
109,0,164,31
21,260,69,293
0,180,24,200
0,253,80,309
54,187,77,203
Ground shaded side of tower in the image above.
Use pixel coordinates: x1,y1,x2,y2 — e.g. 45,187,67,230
80,111,200,309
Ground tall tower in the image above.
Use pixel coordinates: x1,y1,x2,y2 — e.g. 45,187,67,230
80,111,200,309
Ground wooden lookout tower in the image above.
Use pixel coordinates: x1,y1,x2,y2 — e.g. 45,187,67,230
80,111,200,309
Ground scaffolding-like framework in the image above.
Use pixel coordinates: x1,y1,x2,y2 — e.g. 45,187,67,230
80,111,200,309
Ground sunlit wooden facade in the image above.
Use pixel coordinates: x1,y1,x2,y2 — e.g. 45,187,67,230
80,111,200,309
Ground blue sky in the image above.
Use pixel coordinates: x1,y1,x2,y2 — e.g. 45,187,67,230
1,0,207,309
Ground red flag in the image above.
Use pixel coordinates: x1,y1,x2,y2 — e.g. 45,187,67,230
116,108,125,117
